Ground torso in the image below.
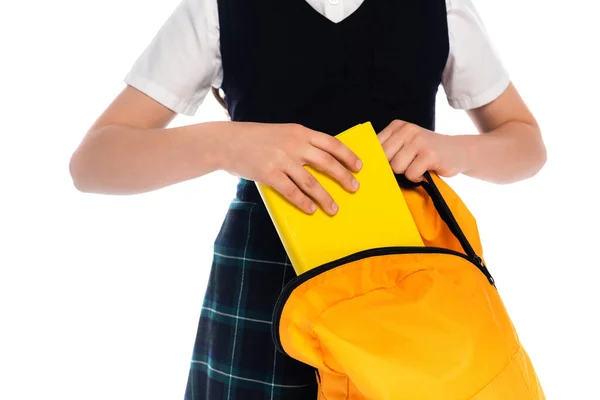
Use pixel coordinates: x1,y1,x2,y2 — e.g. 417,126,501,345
216,0,450,134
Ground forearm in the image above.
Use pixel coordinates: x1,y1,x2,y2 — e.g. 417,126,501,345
456,121,547,184
69,121,233,195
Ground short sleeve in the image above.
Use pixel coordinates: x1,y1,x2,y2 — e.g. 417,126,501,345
123,0,221,116
442,0,510,110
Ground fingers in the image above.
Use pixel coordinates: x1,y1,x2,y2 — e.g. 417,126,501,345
378,119,410,145
288,164,339,216
390,148,431,182
268,166,340,216
309,132,363,173
269,171,318,215
381,129,408,161
391,144,437,182
305,130,361,197
404,152,430,182
265,126,361,215
378,121,434,181
390,141,419,175
304,147,360,194
378,121,419,161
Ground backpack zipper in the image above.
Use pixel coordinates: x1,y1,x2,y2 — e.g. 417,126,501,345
418,173,495,287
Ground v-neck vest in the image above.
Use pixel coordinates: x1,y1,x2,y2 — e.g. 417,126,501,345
217,0,449,134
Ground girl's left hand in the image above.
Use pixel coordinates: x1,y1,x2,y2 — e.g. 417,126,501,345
378,119,467,182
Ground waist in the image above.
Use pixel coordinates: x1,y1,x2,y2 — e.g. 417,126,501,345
235,178,264,203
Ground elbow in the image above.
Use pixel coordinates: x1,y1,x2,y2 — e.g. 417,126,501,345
498,123,547,185
530,125,548,177
69,127,104,193
521,124,547,182
536,141,548,173
69,149,93,193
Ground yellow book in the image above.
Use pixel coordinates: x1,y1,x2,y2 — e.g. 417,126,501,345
256,121,423,275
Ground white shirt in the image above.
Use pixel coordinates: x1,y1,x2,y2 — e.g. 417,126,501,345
124,0,510,116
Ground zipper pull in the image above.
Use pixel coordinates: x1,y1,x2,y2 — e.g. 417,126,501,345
473,255,495,286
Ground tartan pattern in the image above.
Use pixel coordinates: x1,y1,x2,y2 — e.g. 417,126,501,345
183,180,318,399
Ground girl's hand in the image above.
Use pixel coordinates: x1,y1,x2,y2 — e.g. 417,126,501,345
220,122,362,215
378,120,467,182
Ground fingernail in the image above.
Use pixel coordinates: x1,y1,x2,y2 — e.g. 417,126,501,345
352,178,359,190
331,203,339,213
355,159,363,170
309,203,317,213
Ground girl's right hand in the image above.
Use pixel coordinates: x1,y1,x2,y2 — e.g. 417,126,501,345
219,122,362,215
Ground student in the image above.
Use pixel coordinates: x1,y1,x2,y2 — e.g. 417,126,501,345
69,0,547,398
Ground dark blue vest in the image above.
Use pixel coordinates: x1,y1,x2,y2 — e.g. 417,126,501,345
219,0,450,203
217,0,449,135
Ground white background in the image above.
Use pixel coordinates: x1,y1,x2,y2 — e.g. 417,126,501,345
1,0,599,399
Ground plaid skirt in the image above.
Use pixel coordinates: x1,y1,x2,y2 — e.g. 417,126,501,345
183,178,318,399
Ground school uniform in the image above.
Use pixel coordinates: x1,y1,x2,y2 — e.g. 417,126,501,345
124,0,510,398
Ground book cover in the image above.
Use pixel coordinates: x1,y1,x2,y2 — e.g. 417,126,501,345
256,121,423,275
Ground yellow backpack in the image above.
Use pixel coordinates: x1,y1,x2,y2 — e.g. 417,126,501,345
272,172,545,399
